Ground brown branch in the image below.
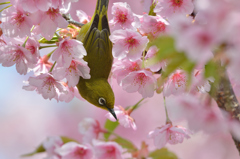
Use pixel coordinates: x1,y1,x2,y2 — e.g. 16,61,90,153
62,13,84,28
210,66,240,153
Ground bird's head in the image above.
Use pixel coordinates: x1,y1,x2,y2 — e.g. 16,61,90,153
78,78,117,120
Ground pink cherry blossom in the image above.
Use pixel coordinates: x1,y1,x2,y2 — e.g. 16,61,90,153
51,0,79,13
52,37,87,68
59,84,84,103
166,94,230,133
148,123,191,149
1,4,33,37
78,118,102,143
163,69,187,97
38,8,68,40
154,0,194,19
25,37,40,67
43,136,63,159
191,69,214,93
57,142,93,159
53,60,90,87
76,10,90,24
28,73,65,100
139,14,169,38
145,46,166,72
112,59,141,84
93,140,123,159
106,105,137,130
109,29,149,61
0,43,36,75
121,70,156,98
174,25,214,64
19,0,51,13
109,2,136,31
32,55,53,75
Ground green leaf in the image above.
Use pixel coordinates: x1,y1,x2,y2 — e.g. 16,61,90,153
149,148,178,159
104,119,119,140
21,136,78,157
113,137,137,152
21,144,45,157
148,1,156,16
204,60,220,83
61,136,79,143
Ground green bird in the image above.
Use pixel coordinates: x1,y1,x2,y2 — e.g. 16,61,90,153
76,0,117,120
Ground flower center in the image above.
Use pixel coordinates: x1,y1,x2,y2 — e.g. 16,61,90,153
115,9,127,24
171,72,186,87
134,73,148,86
126,36,138,48
46,8,60,21
170,0,183,7
74,147,86,157
128,62,140,71
12,11,25,26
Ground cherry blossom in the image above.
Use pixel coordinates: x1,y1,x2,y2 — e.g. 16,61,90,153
52,60,90,87
174,25,214,64
191,69,214,93
32,55,53,75
109,2,136,31
56,142,93,159
59,84,84,103
25,37,40,67
93,140,123,159
148,123,191,149
76,10,90,24
144,46,166,72
0,43,36,75
78,118,102,143
52,37,87,68
27,73,65,100
163,69,187,97
43,136,63,159
154,0,194,19
1,4,33,37
139,14,169,38
38,7,68,40
121,70,156,98
19,0,51,13
109,29,149,61
112,59,141,84
106,105,137,130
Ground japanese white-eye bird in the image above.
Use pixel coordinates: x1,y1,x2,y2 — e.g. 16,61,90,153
76,0,117,120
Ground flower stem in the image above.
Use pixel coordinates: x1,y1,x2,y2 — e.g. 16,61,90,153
54,32,61,40
126,98,145,114
163,96,172,124
49,61,56,73
39,45,57,49
0,4,12,12
0,2,10,5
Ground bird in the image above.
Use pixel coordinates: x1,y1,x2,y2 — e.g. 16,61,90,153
76,0,117,120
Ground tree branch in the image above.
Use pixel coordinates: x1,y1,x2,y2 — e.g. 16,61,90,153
210,66,240,153
62,13,85,28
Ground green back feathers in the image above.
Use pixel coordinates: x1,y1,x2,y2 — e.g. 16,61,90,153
77,0,115,111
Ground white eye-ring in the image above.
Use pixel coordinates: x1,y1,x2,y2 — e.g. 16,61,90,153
98,97,106,106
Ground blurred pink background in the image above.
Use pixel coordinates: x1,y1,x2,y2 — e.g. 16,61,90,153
0,0,239,159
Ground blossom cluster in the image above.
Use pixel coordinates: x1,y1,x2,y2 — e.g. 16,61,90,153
1,0,240,156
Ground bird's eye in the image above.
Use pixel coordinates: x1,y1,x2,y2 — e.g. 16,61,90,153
98,97,106,106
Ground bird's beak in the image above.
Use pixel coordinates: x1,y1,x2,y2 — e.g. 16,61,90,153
106,107,118,121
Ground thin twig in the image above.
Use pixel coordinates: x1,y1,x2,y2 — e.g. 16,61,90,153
62,13,85,28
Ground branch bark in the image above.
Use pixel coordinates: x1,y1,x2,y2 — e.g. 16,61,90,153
62,13,85,28
210,66,240,153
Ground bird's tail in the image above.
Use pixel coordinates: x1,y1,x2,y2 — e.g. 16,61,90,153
91,0,109,31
